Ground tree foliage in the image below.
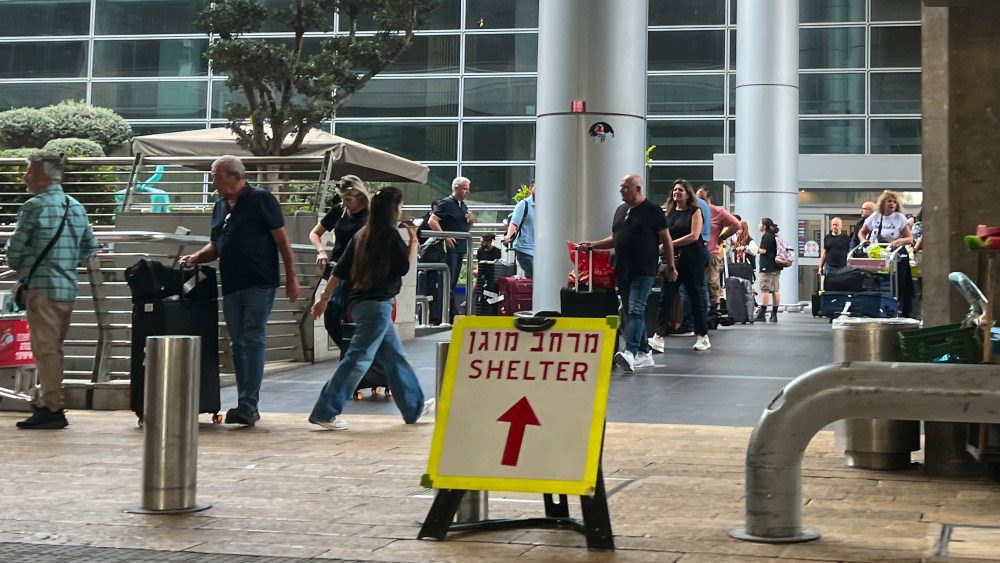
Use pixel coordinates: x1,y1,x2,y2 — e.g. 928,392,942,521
197,0,439,156
0,102,130,152
0,108,55,149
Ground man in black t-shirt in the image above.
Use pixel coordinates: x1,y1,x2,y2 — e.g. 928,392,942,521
851,201,875,249
428,178,473,318
183,155,301,427
820,216,851,276
578,173,677,373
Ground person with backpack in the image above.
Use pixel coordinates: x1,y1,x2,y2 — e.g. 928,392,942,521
755,217,788,323
502,180,535,279
308,187,434,430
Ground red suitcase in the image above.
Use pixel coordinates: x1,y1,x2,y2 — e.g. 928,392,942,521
498,277,532,316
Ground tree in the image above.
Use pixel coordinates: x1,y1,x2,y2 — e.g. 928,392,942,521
197,0,439,156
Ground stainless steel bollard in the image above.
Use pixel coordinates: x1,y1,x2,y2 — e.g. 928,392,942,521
435,341,489,523
833,317,922,470
126,336,211,514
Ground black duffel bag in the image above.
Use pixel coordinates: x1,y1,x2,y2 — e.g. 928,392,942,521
825,268,879,292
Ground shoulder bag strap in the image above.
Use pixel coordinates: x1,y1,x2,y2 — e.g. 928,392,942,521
24,196,72,286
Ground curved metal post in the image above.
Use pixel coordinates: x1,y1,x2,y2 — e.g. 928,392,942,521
732,361,1000,543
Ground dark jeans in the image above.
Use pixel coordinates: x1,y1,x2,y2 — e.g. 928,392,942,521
679,250,710,331
515,251,534,279
615,274,655,354
657,251,708,337
222,286,276,414
444,249,464,290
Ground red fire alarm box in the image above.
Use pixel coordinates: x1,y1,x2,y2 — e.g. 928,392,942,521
570,100,586,113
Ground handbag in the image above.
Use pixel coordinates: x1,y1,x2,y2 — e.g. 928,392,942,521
417,237,446,263
13,197,71,311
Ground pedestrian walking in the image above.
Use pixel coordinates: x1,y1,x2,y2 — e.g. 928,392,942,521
308,187,434,430
5,152,98,429
577,173,676,372
650,180,711,352
503,180,536,279
183,155,301,427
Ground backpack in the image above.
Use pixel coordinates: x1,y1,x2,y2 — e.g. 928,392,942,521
775,237,794,268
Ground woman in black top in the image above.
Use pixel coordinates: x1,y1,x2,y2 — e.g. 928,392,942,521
653,180,711,352
308,175,371,352
756,218,780,322
309,187,433,430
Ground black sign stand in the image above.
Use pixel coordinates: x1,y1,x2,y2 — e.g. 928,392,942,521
417,436,614,550
418,313,615,550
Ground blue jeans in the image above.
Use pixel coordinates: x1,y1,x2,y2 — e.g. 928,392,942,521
311,299,425,423
515,251,534,279
222,286,276,414
616,274,655,354
444,249,464,290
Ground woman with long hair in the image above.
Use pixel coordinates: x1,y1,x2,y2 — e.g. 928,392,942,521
309,187,433,430
733,220,756,271
651,180,711,352
857,190,916,317
755,218,781,322
308,175,370,352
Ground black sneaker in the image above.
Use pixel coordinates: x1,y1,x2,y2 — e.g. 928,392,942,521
16,407,68,430
769,313,778,323
224,406,260,426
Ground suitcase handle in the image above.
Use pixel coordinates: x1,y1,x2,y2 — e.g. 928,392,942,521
572,246,595,294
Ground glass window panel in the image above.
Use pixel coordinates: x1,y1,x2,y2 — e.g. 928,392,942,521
211,81,245,119
728,118,735,153
463,77,537,117
92,81,208,120
94,40,208,77
799,73,864,114
648,165,719,203
871,0,922,22
396,166,457,207
338,78,459,118
800,0,865,23
382,35,459,74
648,120,725,161
649,30,726,71
648,75,725,116
0,1,90,36
799,119,864,154
339,0,460,31
466,0,538,29
96,0,211,35
465,34,537,73
463,122,534,161
0,82,86,110
729,76,735,112
799,27,865,69
871,119,921,154
460,166,534,204
729,29,736,69
0,41,87,79
335,122,457,161
649,0,725,26
870,26,921,68
870,72,921,114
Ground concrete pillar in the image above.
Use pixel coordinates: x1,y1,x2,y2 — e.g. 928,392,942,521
533,0,648,312
735,0,800,304
920,4,1000,477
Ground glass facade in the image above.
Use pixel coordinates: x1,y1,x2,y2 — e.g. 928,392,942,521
0,0,923,205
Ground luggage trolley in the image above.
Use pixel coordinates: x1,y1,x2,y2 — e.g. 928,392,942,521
819,243,908,319
0,312,36,410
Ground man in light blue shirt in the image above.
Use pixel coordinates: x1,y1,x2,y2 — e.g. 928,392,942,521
503,180,535,279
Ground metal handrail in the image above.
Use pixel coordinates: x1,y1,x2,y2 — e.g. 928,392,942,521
731,360,1000,544
416,262,452,326
420,230,474,316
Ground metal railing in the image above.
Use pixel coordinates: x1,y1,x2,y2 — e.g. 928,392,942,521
420,230,475,316
731,360,1000,544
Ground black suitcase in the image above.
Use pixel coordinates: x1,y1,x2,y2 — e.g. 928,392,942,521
811,293,822,317
560,249,619,319
725,277,755,324
338,323,392,400
475,261,516,316
130,297,221,422
825,268,879,292
727,261,755,282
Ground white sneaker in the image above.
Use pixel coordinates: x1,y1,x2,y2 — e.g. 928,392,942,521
633,351,655,368
410,398,436,424
310,416,348,430
614,350,636,372
668,331,695,337
693,335,712,351
647,335,665,353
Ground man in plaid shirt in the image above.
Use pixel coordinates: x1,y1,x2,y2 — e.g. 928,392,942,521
4,152,98,429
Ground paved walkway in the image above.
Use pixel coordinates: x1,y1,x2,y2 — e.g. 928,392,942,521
3,410,1000,561
227,313,833,426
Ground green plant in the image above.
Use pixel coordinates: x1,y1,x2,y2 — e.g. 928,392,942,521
43,138,106,158
512,183,531,203
40,101,131,153
645,145,656,169
0,148,35,225
0,108,55,149
197,0,439,156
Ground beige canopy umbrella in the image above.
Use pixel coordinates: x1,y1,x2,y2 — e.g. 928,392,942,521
131,126,429,183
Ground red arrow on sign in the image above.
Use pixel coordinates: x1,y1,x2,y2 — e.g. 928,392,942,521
497,396,541,467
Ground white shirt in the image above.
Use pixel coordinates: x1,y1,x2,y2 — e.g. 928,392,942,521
863,212,908,243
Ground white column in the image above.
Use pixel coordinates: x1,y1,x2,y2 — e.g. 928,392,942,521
533,0,648,312
735,0,800,304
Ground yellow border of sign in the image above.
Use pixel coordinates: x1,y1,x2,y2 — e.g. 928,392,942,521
422,315,618,497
